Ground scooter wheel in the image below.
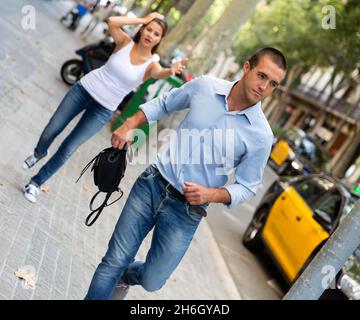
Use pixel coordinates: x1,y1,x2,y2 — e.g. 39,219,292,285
60,59,83,85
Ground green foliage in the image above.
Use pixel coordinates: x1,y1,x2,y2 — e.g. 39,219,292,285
164,7,182,29
133,0,182,28
271,125,286,138
134,0,149,8
234,0,360,75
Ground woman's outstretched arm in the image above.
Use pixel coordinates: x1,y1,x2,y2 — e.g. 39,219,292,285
149,58,188,80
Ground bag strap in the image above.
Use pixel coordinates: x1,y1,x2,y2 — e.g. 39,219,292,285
75,153,100,183
85,189,124,226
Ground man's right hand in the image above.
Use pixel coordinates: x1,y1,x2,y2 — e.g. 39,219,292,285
111,111,147,149
111,122,133,149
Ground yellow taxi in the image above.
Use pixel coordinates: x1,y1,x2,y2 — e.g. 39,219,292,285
243,174,360,299
269,127,328,176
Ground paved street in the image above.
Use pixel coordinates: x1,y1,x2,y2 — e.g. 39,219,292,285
0,0,240,300
207,167,288,300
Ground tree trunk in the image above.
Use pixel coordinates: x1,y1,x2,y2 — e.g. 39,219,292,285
138,0,158,18
187,0,258,77
162,0,181,16
269,63,304,126
123,0,137,13
157,0,216,58
175,0,193,15
153,0,167,13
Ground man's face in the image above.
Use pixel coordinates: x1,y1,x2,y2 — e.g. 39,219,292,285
242,55,286,105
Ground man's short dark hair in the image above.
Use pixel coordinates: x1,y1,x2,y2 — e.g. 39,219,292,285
248,47,287,71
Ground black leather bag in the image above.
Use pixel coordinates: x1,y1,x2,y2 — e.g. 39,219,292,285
76,146,127,226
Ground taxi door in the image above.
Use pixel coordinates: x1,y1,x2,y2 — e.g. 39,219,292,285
262,183,330,282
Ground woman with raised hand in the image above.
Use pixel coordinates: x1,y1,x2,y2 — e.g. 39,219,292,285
22,12,187,203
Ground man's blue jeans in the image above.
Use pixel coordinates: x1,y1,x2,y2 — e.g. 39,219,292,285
31,81,113,186
85,165,205,300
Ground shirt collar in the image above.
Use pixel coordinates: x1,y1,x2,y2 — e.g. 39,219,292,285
214,79,261,125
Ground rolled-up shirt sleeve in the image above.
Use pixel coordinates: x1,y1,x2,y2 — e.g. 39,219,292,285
140,77,202,124
224,140,272,208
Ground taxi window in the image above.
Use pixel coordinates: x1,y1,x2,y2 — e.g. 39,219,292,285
298,137,325,168
313,191,342,225
293,178,332,208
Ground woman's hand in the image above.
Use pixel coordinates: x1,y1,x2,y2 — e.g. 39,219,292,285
170,58,188,75
149,58,189,80
143,12,164,24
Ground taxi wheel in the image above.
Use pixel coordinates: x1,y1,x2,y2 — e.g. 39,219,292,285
242,206,269,253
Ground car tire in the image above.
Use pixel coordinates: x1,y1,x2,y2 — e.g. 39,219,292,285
242,206,269,253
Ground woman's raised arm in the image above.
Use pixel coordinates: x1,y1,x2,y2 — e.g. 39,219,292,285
106,13,164,47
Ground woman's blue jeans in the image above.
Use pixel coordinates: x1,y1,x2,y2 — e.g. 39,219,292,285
84,165,205,300
31,81,113,186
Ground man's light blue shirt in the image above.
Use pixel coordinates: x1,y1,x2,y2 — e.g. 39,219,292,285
140,75,274,208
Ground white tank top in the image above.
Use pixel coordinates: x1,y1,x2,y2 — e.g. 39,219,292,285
80,40,158,111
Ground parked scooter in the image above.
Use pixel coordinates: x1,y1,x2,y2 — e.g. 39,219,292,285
60,36,115,86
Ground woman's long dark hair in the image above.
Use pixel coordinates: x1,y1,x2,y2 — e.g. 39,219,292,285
133,18,168,53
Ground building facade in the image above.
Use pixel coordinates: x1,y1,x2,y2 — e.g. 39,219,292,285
263,67,360,181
